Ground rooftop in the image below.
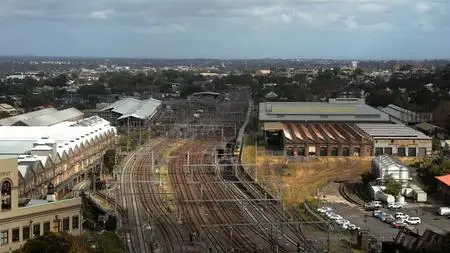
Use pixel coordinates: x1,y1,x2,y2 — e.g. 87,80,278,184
16,107,83,126
0,107,58,126
101,97,162,120
0,116,116,160
356,123,432,139
436,174,450,187
259,99,390,122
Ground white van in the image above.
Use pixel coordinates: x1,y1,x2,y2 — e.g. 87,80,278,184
437,207,450,216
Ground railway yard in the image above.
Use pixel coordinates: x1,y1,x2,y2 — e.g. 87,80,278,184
113,92,351,253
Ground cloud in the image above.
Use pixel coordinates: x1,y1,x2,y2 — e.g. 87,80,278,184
90,9,114,20
0,0,449,58
131,24,187,34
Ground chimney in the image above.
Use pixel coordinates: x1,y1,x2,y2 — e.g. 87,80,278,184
46,183,56,202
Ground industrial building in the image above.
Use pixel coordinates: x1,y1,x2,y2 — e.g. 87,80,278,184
436,174,450,202
259,99,432,157
266,122,373,156
0,107,83,126
0,116,116,198
356,124,432,157
379,104,433,125
259,98,391,124
1,158,82,252
372,155,410,187
99,97,162,127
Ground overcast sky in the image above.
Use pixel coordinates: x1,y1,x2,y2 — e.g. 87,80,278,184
0,0,449,59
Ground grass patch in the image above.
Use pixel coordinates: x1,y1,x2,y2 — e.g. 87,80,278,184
243,144,372,206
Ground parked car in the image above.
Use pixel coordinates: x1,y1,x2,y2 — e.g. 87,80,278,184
364,203,379,211
384,216,396,224
437,207,450,216
392,220,406,229
405,217,421,225
394,213,409,220
318,207,333,214
373,210,383,218
371,201,382,208
388,202,403,209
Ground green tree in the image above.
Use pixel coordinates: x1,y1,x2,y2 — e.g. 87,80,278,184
360,171,375,185
15,233,76,253
384,177,402,196
103,149,116,174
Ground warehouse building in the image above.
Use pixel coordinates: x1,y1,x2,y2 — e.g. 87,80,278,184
379,104,432,125
0,107,83,126
0,159,82,252
372,155,410,187
356,124,432,157
259,98,391,124
99,97,162,127
259,99,432,157
267,122,373,156
0,116,116,198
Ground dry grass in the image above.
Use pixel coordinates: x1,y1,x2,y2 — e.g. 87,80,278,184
243,144,371,206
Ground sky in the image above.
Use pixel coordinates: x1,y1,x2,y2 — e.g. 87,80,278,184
0,0,449,59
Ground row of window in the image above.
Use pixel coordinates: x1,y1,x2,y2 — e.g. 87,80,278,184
0,216,79,245
374,147,426,157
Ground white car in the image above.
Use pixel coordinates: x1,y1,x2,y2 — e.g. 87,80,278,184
335,219,345,225
330,215,343,221
388,202,403,209
405,217,421,225
371,201,382,208
395,213,409,220
317,207,333,214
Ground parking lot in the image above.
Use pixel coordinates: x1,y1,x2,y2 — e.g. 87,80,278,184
322,203,450,240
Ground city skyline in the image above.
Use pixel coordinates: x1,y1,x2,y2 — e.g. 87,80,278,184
1,0,450,59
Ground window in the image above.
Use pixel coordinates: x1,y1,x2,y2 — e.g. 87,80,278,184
12,228,19,242
384,147,393,155
33,224,40,237
43,222,51,234
72,216,79,229
397,147,406,157
1,180,12,210
375,148,384,156
63,218,70,231
408,147,417,157
22,226,30,240
1,230,8,245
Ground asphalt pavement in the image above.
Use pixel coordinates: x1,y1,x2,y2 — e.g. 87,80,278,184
322,203,450,241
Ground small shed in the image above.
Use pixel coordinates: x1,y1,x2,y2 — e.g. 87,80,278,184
436,174,450,202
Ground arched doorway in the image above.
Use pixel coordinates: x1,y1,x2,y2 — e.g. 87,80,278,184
342,147,350,156
331,147,338,156
319,147,327,156
1,180,12,210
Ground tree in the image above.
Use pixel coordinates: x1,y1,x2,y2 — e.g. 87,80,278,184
15,233,78,253
360,171,375,185
180,83,203,98
103,149,116,174
384,177,402,196
87,231,122,253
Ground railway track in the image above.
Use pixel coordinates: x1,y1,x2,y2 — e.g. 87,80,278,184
339,183,363,206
